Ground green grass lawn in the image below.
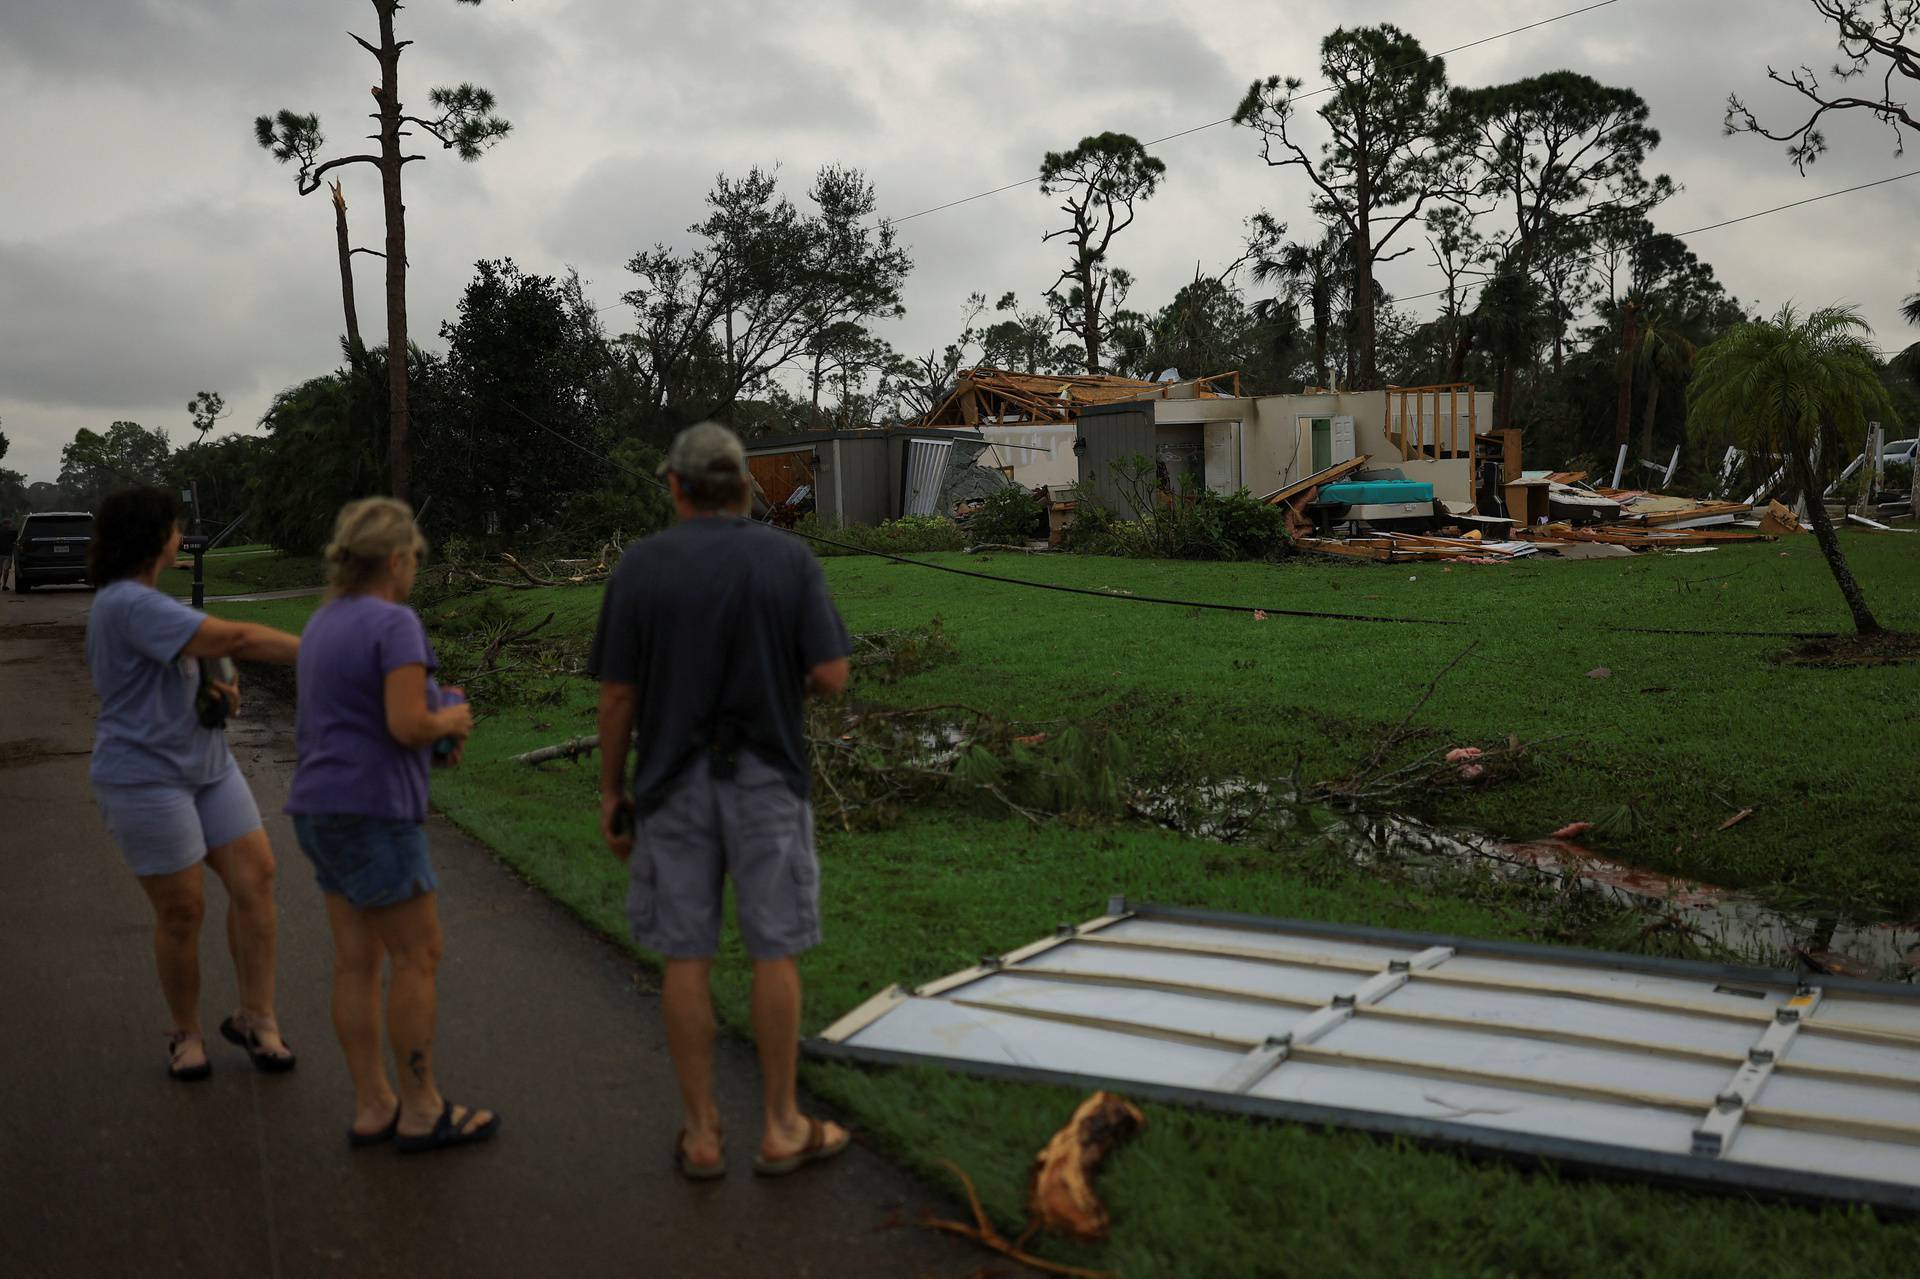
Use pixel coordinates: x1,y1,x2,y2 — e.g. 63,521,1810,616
160,548,324,599
206,535,1920,1277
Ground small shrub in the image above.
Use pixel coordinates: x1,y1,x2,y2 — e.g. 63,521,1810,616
1056,481,1124,554
1063,456,1290,561
966,485,1046,544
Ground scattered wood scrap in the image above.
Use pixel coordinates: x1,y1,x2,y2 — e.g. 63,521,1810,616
1299,532,1534,563
1521,523,1774,549
1759,501,1808,536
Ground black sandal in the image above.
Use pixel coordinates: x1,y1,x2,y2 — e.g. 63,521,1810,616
395,1101,500,1155
166,1031,211,1082
219,1015,297,1074
348,1104,402,1149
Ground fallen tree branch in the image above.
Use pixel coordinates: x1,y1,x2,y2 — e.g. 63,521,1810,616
512,733,599,766
500,552,558,587
481,610,556,668
920,1159,1113,1279
1364,641,1479,777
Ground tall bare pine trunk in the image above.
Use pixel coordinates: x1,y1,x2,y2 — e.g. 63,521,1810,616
375,1,411,502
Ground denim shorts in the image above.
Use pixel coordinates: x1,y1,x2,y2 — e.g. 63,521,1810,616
292,813,438,909
629,750,821,961
93,762,264,878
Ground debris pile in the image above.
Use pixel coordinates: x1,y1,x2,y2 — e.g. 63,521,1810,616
1289,467,1822,563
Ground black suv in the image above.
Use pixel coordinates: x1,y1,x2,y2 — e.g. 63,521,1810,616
12,511,95,592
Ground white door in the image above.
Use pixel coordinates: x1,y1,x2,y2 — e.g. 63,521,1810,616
1331,415,1356,464
1202,421,1242,495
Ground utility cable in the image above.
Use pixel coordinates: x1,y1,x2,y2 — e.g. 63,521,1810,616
590,0,1626,315
504,403,1859,641
884,0,1626,226
1395,168,1920,306
502,401,1463,626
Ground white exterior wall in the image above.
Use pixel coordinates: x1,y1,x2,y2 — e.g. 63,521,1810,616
1155,390,1494,503
979,424,1078,488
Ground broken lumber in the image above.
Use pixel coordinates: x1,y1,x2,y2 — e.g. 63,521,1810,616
1262,454,1370,507
1027,1091,1146,1244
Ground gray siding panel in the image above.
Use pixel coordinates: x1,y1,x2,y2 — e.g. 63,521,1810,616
1076,404,1156,516
839,436,889,526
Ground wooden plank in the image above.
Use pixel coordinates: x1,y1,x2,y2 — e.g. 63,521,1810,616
1261,453,1371,507
819,984,911,1043
1073,933,1384,976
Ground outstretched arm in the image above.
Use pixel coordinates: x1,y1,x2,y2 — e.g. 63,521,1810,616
180,615,300,666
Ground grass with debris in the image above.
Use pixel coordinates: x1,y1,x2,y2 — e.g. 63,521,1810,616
205,532,1920,1277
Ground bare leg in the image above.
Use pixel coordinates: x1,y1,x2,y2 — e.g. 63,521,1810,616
751,956,845,1161
137,865,208,1070
204,828,288,1056
324,894,397,1135
366,892,492,1139
661,958,723,1164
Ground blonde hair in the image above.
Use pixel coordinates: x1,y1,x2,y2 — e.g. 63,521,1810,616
324,497,427,595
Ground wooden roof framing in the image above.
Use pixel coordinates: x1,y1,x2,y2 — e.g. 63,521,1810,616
920,367,1240,428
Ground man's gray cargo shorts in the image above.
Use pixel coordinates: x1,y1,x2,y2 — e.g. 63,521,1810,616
628,749,822,960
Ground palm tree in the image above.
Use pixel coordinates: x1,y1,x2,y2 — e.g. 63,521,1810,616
1474,265,1544,433
1688,305,1898,635
1634,308,1697,465
1253,225,1345,389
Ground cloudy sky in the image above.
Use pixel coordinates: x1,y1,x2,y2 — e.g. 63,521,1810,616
3,0,1916,483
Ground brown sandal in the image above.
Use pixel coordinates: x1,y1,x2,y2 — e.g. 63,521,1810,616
753,1117,850,1177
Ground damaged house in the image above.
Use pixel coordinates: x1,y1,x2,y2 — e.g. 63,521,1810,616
1073,382,1511,517
743,427,1014,527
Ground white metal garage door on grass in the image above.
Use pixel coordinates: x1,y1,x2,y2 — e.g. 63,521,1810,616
811,901,1920,1210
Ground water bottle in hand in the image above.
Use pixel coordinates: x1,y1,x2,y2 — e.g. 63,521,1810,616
429,684,468,759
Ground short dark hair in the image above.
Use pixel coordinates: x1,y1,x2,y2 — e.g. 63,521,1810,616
90,487,182,585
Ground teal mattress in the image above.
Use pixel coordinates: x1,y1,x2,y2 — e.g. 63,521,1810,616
1318,479,1434,504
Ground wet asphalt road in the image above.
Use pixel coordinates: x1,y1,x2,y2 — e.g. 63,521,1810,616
0,586,973,1278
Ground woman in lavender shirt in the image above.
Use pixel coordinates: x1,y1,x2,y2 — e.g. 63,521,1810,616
86,487,302,1080
288,498,497,1153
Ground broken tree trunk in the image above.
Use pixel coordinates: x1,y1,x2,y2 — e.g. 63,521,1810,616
1026,1091,1145,1244
511,734,599,766
329,180,362,353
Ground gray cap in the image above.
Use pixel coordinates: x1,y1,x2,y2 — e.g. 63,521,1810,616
658,420,748,481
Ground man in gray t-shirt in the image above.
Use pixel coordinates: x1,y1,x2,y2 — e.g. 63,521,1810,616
591,421,852,1180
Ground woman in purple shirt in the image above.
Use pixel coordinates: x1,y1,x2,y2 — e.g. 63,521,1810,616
288,497,497,1153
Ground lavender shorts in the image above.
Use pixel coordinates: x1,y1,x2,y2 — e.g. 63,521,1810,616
93,762,264,878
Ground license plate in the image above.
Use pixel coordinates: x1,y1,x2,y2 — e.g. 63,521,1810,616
52,545,68,553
